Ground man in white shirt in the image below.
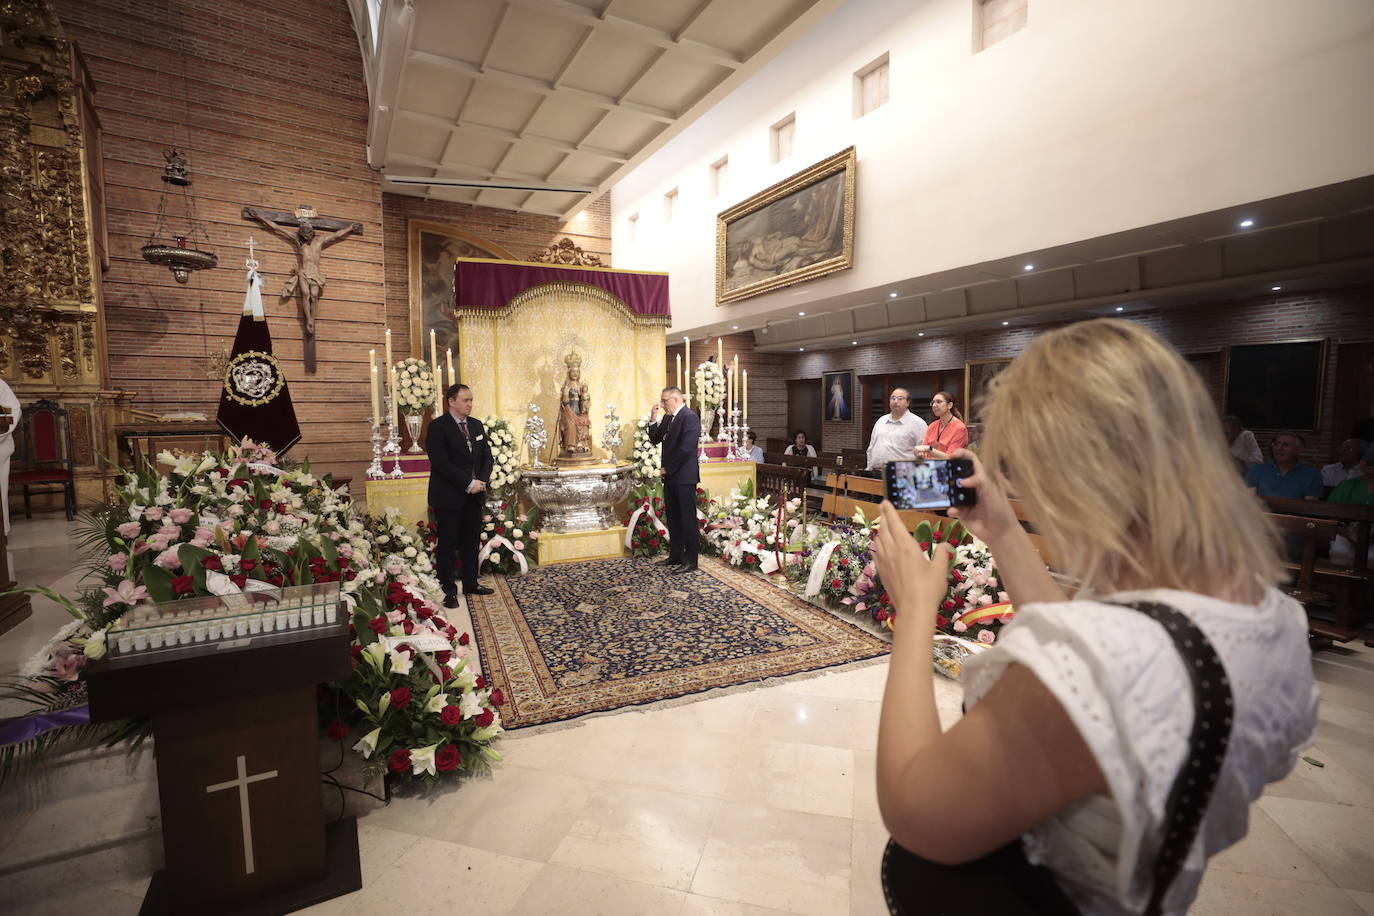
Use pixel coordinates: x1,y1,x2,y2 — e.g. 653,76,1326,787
1321,438,1367,488
866,388,927,470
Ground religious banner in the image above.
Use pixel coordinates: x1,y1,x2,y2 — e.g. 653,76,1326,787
216,269,301,454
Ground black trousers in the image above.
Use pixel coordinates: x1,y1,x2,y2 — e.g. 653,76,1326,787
663,482,698,565
434,496,483,594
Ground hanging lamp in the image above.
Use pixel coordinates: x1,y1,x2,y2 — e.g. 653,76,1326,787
140,148,217,282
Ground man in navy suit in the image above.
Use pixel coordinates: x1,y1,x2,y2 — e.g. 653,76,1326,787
647,386,701,573
427,383,495,606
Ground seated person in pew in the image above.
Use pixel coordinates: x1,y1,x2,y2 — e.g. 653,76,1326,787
1244,431,1323,500
746,430,764,463
1321,437,1367,493
869,319,1316,914
1327,440,1374,568
783,429,821,481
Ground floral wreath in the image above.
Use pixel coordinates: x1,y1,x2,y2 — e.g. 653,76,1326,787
223,350,285,406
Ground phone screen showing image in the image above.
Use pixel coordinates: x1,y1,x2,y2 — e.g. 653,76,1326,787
883,458,976,510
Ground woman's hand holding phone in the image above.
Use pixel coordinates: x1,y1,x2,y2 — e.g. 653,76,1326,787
873,500,954,628
945,449,1019,546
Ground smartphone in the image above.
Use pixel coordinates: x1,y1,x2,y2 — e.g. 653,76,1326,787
883,458,977,510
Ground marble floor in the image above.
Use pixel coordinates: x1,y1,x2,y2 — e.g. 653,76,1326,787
2,513,1374,915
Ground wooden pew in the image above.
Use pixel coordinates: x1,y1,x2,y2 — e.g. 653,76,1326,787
1267,513,1355,641
1262,498,1372,640
755,463,812,506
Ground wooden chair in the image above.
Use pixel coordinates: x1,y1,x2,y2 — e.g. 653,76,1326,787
12,399,76,520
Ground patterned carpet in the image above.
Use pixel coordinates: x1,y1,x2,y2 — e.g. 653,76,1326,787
467,556,890,728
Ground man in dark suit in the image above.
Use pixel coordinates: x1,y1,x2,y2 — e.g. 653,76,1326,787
427,383,495,606
647,386,701,573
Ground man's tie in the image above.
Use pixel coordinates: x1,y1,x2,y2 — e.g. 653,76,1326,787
459,418,471,447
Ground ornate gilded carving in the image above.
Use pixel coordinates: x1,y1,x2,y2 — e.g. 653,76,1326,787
0,0,97,355
68,404,93,465
529,237,604,267
58,322,78,379
80,314,96,375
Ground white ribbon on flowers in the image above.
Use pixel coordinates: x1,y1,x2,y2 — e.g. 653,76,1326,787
479,535,528,574
204,569,281,598
736,541,781,575
246,461,285,477
624,501,668,547
243,268,265,319
804,539,844,597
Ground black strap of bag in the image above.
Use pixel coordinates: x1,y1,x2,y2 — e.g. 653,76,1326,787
881,599,1234,916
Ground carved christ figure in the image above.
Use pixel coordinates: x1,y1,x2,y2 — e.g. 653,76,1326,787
244,208,361,335
557,352,592,456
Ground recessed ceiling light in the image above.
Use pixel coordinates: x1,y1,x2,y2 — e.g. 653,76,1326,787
1002,321,1010,326
1023,264,1034,271
1239,219,1254,228
731,325,739,329
1115,306,1124,312
799,347,805,351
798,311,806,316
888,292,898,298
1271,285,1281,291
917,332,925,337
851,340,857,345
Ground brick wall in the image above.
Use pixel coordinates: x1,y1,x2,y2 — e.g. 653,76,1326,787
381,192,611,356
55,0,382,483
781,285,1374,463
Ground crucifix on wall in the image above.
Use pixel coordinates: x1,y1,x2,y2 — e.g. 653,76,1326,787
242,205,362,373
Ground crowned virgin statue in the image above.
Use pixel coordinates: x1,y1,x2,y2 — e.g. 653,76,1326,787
554,351,595,465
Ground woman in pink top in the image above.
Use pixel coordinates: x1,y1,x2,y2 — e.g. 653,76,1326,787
914,391,968,459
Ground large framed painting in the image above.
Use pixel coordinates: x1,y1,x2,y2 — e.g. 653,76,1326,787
1223,338,1327,431
716,147,856,304
964,358,1014,427
822,369,854,423
408,220,514,357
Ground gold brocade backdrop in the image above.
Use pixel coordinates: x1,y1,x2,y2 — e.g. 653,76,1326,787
458,281,667,464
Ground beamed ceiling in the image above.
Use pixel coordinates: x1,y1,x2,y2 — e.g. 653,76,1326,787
349,0,842,218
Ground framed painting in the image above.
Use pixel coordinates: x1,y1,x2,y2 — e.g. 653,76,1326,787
822,369,854,423
964,358,1014,427
1223,338,1327,431
716,147,856,304
408,220,514,358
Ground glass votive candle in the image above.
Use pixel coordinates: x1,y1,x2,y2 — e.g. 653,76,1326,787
233,618,247,637
312,606,326,626
276,611,288,630
248,615,262,635
117,636,133,654
262,613,276,633
287,608,300,628
148,629,164,649
208,621,222,640
193,623,208,642
132,632,148,651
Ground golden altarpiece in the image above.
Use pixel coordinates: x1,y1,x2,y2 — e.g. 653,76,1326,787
1,1,132,509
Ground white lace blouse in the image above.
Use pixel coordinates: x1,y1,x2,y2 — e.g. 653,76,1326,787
961,587,1318,915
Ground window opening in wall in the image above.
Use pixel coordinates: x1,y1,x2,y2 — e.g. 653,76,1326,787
978,0,1027,51
664,189,678,223
628,212,638,242
770,113,795,165
854,53,889,118
710,156,728,198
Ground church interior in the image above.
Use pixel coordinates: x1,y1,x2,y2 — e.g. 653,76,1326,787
2,0,1374,912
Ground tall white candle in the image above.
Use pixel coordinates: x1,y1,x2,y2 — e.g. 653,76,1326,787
390,368,399,426
684,337,691,403
384,328,393,371
446,348,454,388
732,354,739,416
743,369,748,421
430,329,440,413
369,349,380,424
676,353,682,390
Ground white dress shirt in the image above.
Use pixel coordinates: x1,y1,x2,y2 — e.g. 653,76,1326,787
1229,430,1263,469
1321,461,1362,488
866,411,927,469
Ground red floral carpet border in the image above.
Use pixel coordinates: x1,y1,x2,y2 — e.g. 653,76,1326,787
467,556,890,729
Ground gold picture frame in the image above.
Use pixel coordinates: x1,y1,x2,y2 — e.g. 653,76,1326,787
964,358,1014,427
716,147,856,304
408,220,514,357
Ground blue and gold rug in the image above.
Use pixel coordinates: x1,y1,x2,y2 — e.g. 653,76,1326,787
467,556,890,728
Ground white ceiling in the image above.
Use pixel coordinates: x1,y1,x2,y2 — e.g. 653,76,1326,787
350,0,842,217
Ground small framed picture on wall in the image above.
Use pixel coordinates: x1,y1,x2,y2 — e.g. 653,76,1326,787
823,370,854,423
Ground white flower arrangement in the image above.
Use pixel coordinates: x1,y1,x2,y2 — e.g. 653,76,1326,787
482,416,520,493
632,412,663,481
394,357,436,414
694,360,726,410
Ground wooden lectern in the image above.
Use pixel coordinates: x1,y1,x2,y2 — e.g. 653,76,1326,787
85,617,361,914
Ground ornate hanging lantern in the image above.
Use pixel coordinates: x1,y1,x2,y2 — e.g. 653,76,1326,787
140,148,217,282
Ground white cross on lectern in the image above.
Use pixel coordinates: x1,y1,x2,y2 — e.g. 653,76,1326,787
205,754,278,875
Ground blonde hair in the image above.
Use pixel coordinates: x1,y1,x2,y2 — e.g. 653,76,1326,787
982,318,1283,599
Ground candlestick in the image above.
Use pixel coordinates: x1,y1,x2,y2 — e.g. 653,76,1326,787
430,329,440,413
369,350,380,424
446,348,454,388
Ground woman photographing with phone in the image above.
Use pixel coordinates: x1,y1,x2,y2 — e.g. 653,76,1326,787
914,391,968,460
870,319,1317,915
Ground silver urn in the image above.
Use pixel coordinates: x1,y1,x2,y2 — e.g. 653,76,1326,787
520,464,634,533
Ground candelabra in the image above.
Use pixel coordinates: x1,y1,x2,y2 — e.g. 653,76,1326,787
715,405,728,442
366,419,385,479
382,392,403,478
522,403,548,468
601,404,623,455
731,408,753,461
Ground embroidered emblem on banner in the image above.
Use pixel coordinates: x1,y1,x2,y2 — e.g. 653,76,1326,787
224,350,285,406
